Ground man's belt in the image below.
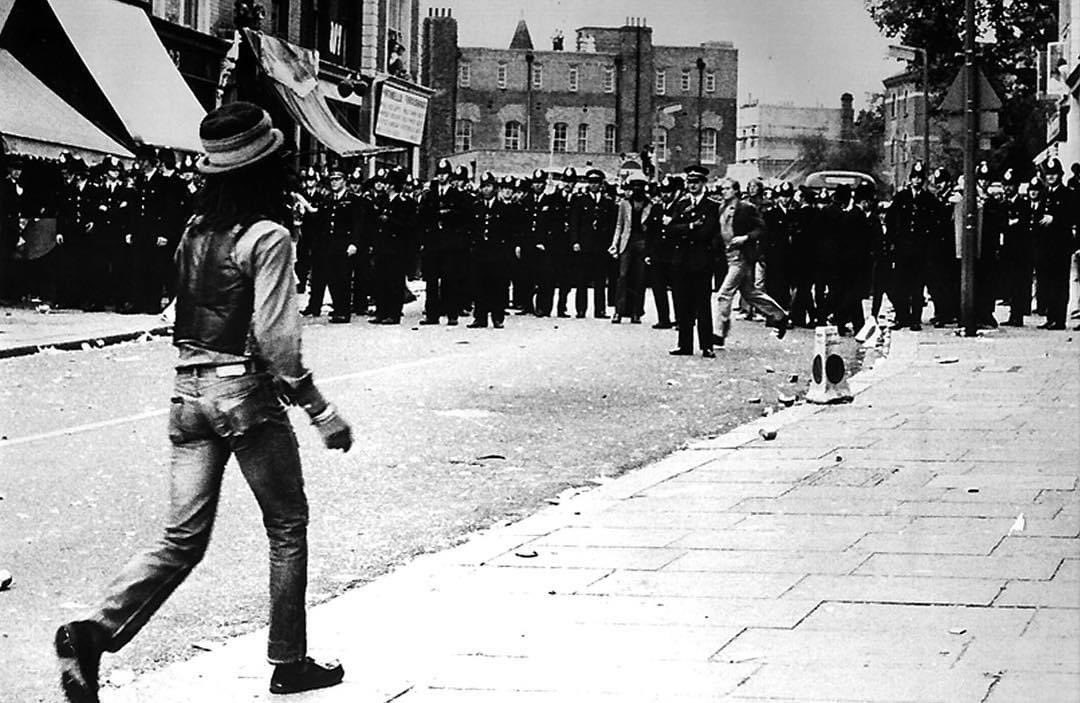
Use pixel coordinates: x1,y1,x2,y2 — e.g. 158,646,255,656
176,361,260,377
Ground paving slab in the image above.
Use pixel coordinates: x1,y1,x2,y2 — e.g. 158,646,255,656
994,579,1080,608
582,570,805,599
663,549,868,575
854,553,1061,580
984,672,1080,703
713,627,968,668
781,574,1005,605
730,664,995,702
795,602,1033,638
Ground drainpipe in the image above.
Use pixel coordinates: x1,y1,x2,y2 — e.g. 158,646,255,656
525,52,534,150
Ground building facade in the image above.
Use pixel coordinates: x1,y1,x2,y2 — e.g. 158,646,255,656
149,0,431,172
421,12,737,179
733,97,850,181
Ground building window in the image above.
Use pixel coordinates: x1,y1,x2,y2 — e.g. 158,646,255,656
681,69,691,93
701,128,718,164
455,119,472,152
552,122,568,152
603,65,615,93
653,127,668,162
497,63,508,90
704,71,715,93
458,63,470,88
328,20,345,59
504,121,522,150
532,63,543,89
568,66,579,92
604,124,617,153
577,124,589,152
655,69,666,95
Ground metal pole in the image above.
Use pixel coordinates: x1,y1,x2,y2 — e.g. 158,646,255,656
921,48,930,172
696,58,705,162
961,0,978,336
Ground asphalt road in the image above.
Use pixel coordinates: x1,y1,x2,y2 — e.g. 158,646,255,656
0,301,840,702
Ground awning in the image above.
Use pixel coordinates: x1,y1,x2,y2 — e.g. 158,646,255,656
243,29,396,157
0,49,133,161
44,0,205,151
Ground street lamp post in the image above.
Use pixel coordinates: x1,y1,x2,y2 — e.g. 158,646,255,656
696,57,705,163
961,0,978,337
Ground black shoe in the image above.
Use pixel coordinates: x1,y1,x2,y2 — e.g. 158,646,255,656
557,311,570,318
774,316,789,340
890,321,908,331
652,322,673,329
909,323,922,331
493,320,505,329
575,313,586,319
447,318,459,326
630,317,642,324
379,317,401,325
515,308,534,316
300,308,320,317
269,657,344,695
418,317,439,325
712,334,726,348
594,313,610,319
1046,322,1066,330
56,621,104,703
611,315,622,324
466,321,487,328
702,348,716,358
1002,318,1023,327
669,348,693,356
329,315,350,324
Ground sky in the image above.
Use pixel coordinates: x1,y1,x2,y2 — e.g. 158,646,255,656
419,0,901,110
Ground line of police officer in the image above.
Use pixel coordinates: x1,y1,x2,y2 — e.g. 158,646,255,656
1,151,195,313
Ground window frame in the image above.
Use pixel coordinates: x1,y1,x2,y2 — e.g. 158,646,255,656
577,123,589,153
701,128,718,164
532,63,543,89
604,124,617,153
568,66,579,92
458,63,471,88
602,65,615,93
704,71,715,93
504,121,523,150
552,122,568,152
680,68,691,93
655,69,666,95
653,127,668,163
497,62,508,90
454,119,472,152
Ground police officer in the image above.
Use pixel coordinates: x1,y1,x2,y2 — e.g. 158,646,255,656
762,181,795,311
293,168,322,295
371,167,416,324
788,187,819,327
927,166,958,328
645,175,683,329
669,165,719,357
90,156,132,310
1000,170,1034,326
569,168,617,318
418,159,470,325
1034,158,1075,329
885,161,939,330
551,166,577,317
468,172,512,328
310,165,361,323
518,169,561,317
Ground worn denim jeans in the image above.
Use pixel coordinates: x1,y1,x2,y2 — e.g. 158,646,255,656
89,371,309,664
715,252,787,332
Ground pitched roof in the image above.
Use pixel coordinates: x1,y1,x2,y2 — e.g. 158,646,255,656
509,19,533,50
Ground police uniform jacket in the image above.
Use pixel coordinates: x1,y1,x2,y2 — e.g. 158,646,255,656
471,196,513,264
90,178,131,245
647,195,681,264
1041,183,1076,249
57,179,95,242
669,191,719,273
373,191,416,255
518,191,563,252
323,189,362,252
569,190,617,253
418,183,471,253
885,187,941,255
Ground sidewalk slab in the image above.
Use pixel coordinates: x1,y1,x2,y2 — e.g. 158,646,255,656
106,327,1080,702
0,306,168,358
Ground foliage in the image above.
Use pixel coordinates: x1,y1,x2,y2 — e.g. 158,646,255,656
795,95,887,177
864,0,1059,165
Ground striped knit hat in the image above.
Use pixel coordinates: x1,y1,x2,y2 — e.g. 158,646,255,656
196,102,284,174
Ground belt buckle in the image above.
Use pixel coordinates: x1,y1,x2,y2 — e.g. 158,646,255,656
215,363,247,377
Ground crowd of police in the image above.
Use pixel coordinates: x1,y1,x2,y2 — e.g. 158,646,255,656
0,151,193,313
3,151,1077,344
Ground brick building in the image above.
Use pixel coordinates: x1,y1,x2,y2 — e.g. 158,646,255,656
421,11,737,179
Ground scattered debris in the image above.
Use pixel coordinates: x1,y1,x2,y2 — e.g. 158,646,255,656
665,379,680,387
191,640,220,652
514,549,539,559
475,454,506,461
966,488,979,494
835,455,843,463
764,366,775,373
948,627,967,636
80,343,92,352
758,429,777,441
0,569,12,591
106,669,135,686
937,357,960,365
35,304,51,314
746,396,762,404
788,374,799,383
1009,513,1025,535
777,392,796,407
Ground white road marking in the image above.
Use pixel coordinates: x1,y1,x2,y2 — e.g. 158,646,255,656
1,352,468,449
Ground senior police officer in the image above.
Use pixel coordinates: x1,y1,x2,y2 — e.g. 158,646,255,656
518,169,561,317
54,101,352,702
645,175,683,329
668,165,719,357
418,159,471,325
885,161,940,330
468,172,513,328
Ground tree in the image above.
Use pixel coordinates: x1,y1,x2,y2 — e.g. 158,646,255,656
794,94,887,178
865,0,1058,167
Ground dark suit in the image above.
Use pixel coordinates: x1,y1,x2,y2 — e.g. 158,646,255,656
310,189,361,318
646,195,681,326
1002,194,1034,322
669,193,718,351
886,186,941,326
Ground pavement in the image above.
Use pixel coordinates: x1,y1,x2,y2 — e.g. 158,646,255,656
46,322,1067,703
0,305,168,358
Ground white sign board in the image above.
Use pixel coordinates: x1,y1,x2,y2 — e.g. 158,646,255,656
375,84,428,145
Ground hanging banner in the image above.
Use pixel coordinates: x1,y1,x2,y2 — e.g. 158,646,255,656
375,84,428,145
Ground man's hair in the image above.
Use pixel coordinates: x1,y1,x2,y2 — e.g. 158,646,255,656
719,178,741,192
191,153,292,232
